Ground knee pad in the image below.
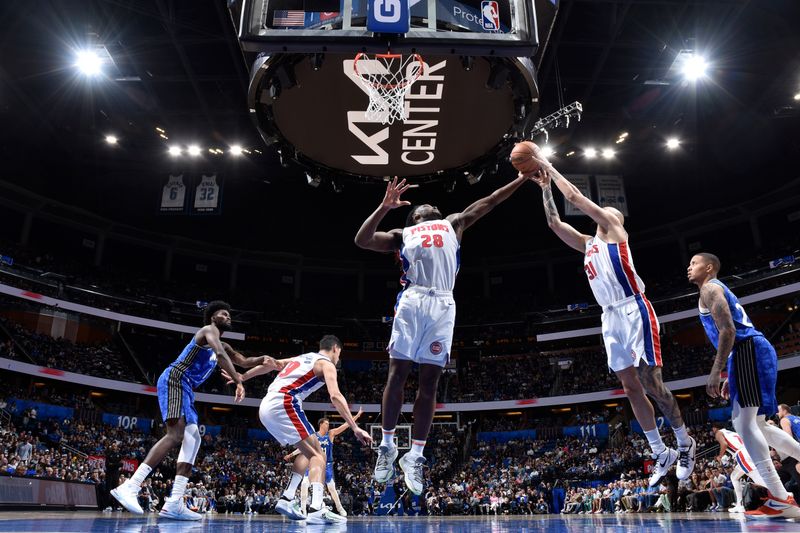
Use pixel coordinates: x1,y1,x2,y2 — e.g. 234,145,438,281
177,424,201,465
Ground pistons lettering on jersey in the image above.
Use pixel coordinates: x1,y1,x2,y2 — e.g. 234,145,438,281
586,245,600,257
410,223,450,235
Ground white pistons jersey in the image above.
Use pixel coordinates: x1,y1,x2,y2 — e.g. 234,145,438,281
400,219,460,291
267,352,329,401
720,429,744,456
584,236,646,307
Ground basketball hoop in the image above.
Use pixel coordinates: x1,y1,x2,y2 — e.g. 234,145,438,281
354,52,424,125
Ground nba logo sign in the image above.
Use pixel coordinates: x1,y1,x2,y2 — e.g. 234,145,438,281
481,0,500,31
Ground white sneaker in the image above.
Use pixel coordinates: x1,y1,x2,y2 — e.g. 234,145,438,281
160,499,202,521
676,437,696,480
373,445,398,483
111,481,144,515
729,505,745,514
648,448,678,487
275,498,306,521
336,507,347,517
399,452,426,496
306,505,347,524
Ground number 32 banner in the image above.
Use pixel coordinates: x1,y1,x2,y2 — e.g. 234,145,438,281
159,174,224,215
193,174,223,215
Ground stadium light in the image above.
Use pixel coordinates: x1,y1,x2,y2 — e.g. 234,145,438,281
168,146,182,157
187,145,201,157
601,148,615,159
540,145,555,158
794,93,800,101
584,148,597,159
666,137,680,150
75,50,102,76
229,145,243,156
104,135,118,145
682,55,708,81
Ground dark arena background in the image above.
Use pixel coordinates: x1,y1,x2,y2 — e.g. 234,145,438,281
1,0,800,531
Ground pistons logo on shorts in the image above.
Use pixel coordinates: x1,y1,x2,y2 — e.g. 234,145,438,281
430,342,443,355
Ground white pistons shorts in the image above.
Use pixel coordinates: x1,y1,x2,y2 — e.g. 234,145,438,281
388,286,456,368
601,293,662,373
259,393,315,446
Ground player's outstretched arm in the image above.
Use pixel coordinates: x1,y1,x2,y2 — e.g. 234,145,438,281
701,283,736,399
204,325,245,402
222,358,288,383
222,342,275,369
529,171,590,252
354,177,408,252
447,173,528,237
330,407,364,438
315,360,373,446
531,157,623,233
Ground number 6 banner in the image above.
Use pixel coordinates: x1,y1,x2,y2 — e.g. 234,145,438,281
192,174,224,215
160,174,187,213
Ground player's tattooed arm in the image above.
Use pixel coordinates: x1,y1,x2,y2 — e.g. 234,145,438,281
542,183,560,226
530,171,589,253
702,283,736,398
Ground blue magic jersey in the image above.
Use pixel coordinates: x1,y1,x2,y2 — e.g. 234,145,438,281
786,414,800,442
698,279,762,350
317,433,333,464
168,338,217,388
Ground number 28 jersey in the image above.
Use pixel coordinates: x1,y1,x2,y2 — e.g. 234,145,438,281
699,279,762,350
399,219,460,291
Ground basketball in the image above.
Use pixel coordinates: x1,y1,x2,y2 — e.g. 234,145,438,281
510,141,542,174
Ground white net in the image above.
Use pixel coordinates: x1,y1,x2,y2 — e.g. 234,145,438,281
354,53,424,125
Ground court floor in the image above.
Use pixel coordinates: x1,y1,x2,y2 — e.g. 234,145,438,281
0,512,797,532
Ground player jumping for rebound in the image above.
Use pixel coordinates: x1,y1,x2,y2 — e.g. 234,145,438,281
111,301,278,520
529,164,696,487
689,253,800,518
226,335,372,525
355,175,530,495
284,408,364,517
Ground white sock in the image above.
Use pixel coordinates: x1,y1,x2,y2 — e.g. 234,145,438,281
644,428,667,456
753,459,789,500
311,482,324,510
381,428,396,449
283,472,302,500
409,439,426,457
169,475,188,502
672,424,691,447
129,463,152,487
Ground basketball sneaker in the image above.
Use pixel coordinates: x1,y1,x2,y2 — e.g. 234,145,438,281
306,505,347,525
110,481,144,515
745,493,800,519
399,452,426,496
335,506,347,517
160,499,202,521
648,448,678,487
676,437,696,480
275,497,306,521
728,504,745,514
373,445,398,483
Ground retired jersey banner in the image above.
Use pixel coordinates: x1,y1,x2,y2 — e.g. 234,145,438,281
192,174,223,215
563,174,592,217
160,174,187,213
596,175,629,216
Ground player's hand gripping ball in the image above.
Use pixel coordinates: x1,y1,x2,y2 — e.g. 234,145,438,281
510,141,542,174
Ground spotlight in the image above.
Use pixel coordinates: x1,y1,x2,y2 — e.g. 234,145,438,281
619,132,629,139
229,145,243,156
566,151,575,157
794,93,800,101
584,148,597,159
666,137,680,150
682,55,708,81
168,146,182,156
187,145,201,157
540,145,555,158
75,50,102,76
601,148,615,159
104,135,118,145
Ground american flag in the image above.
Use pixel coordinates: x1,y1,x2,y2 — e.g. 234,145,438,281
273,10,306,27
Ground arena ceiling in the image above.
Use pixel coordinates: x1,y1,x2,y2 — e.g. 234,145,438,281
1,0,799,258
